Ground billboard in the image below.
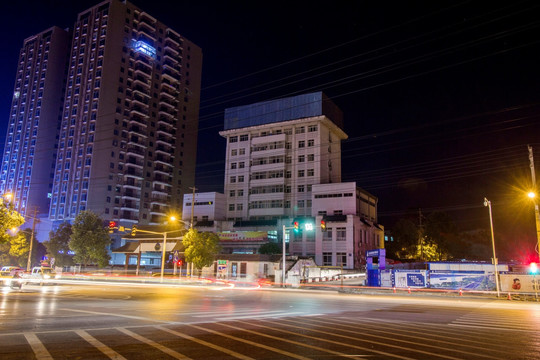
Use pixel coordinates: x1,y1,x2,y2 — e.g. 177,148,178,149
217,231,268,242
394,270,427,288
500,274,540,293
429,271,494,291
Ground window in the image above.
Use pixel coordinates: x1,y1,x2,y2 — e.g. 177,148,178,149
239,148,246,155
229,136,238,143
323,252,332,266
298,155,305,163
229,190,235,197
336,227,346,241
237,203,243,211
237,189,244,196
308,125,317,132
336,252,347,266
295,126,305,134
298,185,305,192
298,170,305,177
230,176,236,183
231,149,237,156
229,204,235,211
307,169,314,176
323,229,332,241
231,162,237,169
307,154,314,161
308,139,314,147
240,134,248,141
239,162,245,169
298,140,305,148
297,200,304,208
238,175,244,182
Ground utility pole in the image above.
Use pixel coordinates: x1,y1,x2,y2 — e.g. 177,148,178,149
189,186,197,228
528,145,540,261
26,207,39,271
419,208,424,261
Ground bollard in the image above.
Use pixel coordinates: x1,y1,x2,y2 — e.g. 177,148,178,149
459,288,463,296
408,287,411,294
507,292,512,301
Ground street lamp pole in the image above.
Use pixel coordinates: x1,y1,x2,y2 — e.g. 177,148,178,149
26,207,38,271
484,198,500,297
282,225,294,287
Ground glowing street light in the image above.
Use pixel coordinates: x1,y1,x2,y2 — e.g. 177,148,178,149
527,191,540,262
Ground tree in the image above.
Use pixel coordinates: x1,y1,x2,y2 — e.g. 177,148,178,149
45,222,74,267
388,218,420,260
258,242,281,255
182,228,221,274
0,201,27,266
69,211,111,267
424,211,457,261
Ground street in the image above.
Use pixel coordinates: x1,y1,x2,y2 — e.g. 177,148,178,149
1,282,539,359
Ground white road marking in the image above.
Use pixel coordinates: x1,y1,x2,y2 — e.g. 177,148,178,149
187,323,312,360
156,325,255,360
75,329,127,360
23,332,53,360
116,327,190,359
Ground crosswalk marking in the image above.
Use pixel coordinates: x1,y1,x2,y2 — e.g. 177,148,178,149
187,323,312,360
23,332,53,360
214,311,306,321
75,330,127,360
156,326,255,360
116,327,190,359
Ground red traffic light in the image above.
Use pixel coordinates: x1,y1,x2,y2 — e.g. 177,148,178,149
177,260,183,266
293,221,299,231
108,221,118,229
320,220,327,232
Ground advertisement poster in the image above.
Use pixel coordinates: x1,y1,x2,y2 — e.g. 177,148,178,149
430,271,494,290
500,274,539,293
217,231,267,242
394,270,427,288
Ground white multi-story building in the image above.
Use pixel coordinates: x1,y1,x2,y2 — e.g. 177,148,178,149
185,92,384,270
219,92,347,221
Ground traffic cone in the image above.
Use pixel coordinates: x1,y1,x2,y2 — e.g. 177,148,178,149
459,288,463,296
507,292,512,300
393,286,396,293
408,287,411,294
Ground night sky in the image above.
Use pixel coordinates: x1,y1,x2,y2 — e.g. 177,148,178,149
1,1,540,260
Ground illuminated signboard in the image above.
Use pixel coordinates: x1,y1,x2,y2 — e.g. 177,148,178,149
133,40,156,58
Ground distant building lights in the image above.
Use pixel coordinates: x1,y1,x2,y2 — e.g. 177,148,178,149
133,40,156,58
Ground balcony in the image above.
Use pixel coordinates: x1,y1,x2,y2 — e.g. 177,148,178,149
121,190,140,200
130,106,149,117
128,126,148,137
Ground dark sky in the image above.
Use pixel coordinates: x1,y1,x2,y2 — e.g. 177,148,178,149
1,1,540,259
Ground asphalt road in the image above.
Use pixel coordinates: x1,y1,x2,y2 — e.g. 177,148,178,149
1,281,539,359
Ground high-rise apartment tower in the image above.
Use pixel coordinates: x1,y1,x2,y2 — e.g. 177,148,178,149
47,0,202,225
1,27,71,217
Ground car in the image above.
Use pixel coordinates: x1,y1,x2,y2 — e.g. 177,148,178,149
26,266,60,285
0,266,25,287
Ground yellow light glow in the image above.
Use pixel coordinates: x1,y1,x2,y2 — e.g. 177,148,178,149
169,215,177,222
528,192,536,199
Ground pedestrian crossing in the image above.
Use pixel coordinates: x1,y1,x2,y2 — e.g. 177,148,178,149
1,310,537,360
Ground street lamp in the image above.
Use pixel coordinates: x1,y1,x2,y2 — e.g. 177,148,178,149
527,192,540,261
484,198,500,297
132,216,187,282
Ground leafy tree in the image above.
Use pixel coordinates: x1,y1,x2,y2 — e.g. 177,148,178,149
388,218,419,260
69,211,111,267
182,228,221,274
45,222,74,267
258,242,281,255
0,202,25,245
424,211,457,261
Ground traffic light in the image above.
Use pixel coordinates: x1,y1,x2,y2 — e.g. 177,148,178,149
131,225,138,236
530,262,538,274
177,259,183,267
320,220,327,232
108,221,117,233
293,221,299,232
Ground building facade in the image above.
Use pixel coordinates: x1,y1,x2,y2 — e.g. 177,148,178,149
46,0,202,226
1,27,71,217
219,92,347,221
